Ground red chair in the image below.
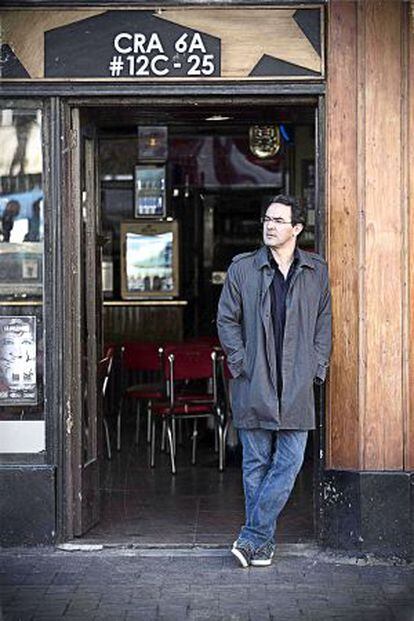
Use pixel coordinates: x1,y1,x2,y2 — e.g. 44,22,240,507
116,342,165,451
98,346,115,459
163,340,224,454
150,344,225,474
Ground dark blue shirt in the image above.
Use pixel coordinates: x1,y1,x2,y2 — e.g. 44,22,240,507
268,248,299,400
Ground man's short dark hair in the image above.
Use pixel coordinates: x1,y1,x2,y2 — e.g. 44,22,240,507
265,194,307,227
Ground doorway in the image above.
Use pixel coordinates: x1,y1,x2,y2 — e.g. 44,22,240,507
62,97,323,545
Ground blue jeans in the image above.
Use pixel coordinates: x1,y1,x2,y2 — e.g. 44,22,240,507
237,428,308,550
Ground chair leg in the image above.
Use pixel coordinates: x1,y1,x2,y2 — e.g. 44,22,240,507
223,418,231,447
178,418,183,445
166,420,176,474
161,419,166,452
117,397,123,451
217,422,224,472
214,425,219,453
103,418,111,460
172,417,177,456
191,419,198,465
135,401,141,446
150,418,156,468
147,401,152,444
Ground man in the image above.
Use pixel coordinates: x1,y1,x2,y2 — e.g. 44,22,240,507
2,199,20,242
217,194,331,568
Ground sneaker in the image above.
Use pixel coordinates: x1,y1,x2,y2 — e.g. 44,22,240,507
250,542,275,567
231,541,254,568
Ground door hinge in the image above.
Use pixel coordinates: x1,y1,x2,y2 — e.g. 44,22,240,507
69,128,78,150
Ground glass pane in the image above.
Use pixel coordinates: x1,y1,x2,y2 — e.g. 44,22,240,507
81,136,98,464
0,107,45,455
126,232,173,293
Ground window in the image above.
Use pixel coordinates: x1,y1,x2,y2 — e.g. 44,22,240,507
0,106,45,455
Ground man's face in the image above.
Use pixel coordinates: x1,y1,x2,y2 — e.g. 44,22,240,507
262,202,303,249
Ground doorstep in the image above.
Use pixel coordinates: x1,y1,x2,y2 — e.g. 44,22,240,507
57,541,319,556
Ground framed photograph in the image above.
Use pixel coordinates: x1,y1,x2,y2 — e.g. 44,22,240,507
0,316,37,405
138,126,168,162
0,242,43,297
120,220,179,299
134,165,166,218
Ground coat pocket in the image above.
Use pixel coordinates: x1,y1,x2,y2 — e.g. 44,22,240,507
243,340,257,380
312,349,319,377
230,374,251,419
241,348,251,379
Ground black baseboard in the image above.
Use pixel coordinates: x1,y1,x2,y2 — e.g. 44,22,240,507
318,470,413,561
0,465,56,546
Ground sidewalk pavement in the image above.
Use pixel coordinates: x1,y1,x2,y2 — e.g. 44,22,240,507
0,544,413,621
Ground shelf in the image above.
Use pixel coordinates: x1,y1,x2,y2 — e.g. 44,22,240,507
104,300,188,307
217,237,259,245
0,300,43,307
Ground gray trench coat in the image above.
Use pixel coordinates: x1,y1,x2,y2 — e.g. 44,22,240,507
216,245,332,430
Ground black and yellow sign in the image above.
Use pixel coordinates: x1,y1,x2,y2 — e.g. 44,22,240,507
0,7,324,80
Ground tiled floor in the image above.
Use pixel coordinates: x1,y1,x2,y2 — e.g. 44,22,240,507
84,421,315,546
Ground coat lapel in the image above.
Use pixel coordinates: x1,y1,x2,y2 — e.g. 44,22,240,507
260,266,277,390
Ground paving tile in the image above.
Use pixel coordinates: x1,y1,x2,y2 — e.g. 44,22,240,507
0,548,413,621
389,606,414,621
125,613,158,621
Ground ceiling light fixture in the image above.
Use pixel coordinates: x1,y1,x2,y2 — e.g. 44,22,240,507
205,115,233,121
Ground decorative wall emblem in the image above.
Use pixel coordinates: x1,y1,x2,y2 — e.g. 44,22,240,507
249,125,281,159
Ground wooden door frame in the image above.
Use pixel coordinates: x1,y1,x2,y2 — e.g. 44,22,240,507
59,102,104,539
60,102,84,539
58,92,326,542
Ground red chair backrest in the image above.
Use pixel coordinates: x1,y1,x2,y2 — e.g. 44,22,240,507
104,345,116,360
163,344,215,381
185,335,221,348
122,342,162,372
98,347,115,397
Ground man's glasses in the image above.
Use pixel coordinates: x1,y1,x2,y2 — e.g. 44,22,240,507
261,216,293,226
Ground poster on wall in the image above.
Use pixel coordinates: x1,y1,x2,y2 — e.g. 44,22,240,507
0,316,37,406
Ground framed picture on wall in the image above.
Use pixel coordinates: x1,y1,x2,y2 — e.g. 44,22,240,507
138,126,168,161
134,165,166,218
0,243,43,297
120,220,179,299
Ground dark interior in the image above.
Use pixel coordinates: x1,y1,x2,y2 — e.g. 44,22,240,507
81,100,318,544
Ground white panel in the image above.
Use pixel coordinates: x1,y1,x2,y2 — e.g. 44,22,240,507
0,421,45,453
